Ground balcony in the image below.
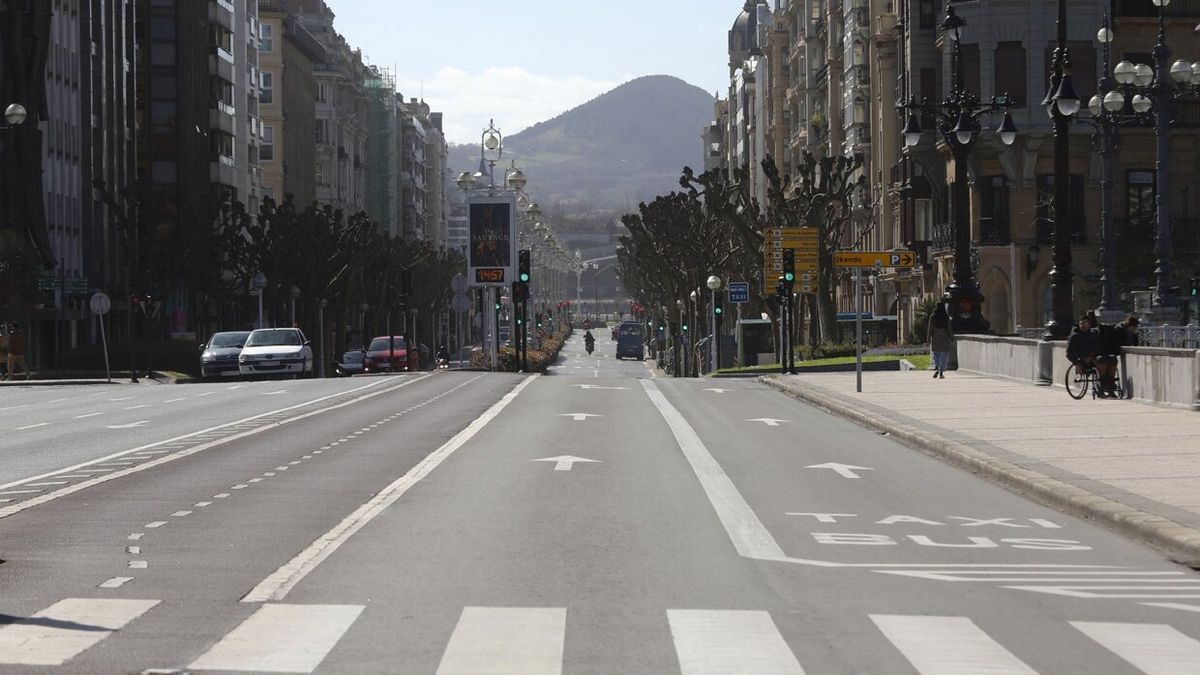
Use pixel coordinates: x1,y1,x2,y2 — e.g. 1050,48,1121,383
209,104,235,136
210,157,237,187
209,49,234,84
979,217,1010,246
932,221,953,253
814,63,829,87
209,0,234,30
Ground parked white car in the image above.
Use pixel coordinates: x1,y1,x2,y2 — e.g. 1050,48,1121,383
238,328,313,378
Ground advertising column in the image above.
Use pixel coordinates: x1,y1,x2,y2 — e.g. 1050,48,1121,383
467,197,516,370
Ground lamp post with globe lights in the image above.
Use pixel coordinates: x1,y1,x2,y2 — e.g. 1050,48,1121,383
707,275,722,372
1103,0,1200,312
896,2,1017,333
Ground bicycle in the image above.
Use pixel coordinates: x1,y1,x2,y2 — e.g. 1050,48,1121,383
1065,359,1125,400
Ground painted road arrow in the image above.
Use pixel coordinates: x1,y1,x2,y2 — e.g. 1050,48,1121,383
805,462,875,479
573,385,629,390
704,388,730,394
558,413,602,421
533,456,601,471
106,421,150,429
746,418,790,427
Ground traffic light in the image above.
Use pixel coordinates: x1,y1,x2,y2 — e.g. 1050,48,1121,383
775,280,788,305
713,305,723,317
681,322,689,332
1190,276,1199,297
782,249,795,284
518,249,531,283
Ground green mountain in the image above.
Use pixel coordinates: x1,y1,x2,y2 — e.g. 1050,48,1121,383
449,75,715,213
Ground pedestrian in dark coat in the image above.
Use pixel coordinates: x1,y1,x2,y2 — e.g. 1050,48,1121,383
928,302,953,379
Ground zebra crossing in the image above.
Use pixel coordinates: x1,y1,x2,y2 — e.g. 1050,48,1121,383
1,599,1199,673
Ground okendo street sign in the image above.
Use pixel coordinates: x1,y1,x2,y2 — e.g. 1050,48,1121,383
833,251,918,268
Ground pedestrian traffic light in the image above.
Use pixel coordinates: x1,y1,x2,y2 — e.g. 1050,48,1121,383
1190,276,1199,297
782,249,795,284
518,249,531,283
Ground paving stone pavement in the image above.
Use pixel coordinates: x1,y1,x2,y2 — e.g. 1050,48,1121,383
765,369,1200,565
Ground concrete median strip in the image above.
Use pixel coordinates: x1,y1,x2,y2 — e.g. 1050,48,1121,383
762,375,1200,567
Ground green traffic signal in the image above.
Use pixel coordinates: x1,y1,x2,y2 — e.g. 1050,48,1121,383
784,272,795,283
519,272,530,283
714,306,723,316
682,323,689,332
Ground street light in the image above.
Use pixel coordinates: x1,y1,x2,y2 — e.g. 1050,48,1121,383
1039,0,1077,339
896,2,1016,333
1102,0,1200,310
3,103,26,126
707,275,722,373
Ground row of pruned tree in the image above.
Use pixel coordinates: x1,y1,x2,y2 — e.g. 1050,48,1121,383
616,151,864,345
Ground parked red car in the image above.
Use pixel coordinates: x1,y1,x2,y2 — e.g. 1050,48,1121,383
363,336,419,372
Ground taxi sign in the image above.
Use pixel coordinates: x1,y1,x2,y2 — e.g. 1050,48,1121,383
833,251,918,268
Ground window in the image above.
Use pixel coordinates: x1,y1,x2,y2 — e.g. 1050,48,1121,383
259,22,273,51
918,0,936,29
852,41,866,67
318,82,329,103
316,119,330,144
960,43,981,97
980,176,1010,244
1036,174,1086,242
260,125,274,161
994,42,1026,106
1126,170,1156,226
259,71,272,104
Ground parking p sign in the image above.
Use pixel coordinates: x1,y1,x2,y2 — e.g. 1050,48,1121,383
727,281,750,304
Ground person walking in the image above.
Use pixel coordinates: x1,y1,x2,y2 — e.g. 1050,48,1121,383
927,302,954,379
4,322,29,380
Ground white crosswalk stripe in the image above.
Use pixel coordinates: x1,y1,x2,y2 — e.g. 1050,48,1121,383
0,598,158,666
668,609,805,674
870,614,1037,674
188,604,363,673
1072,621,1200,675
437,607,566,675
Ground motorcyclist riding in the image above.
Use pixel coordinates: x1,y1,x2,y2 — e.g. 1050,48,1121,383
435,344,450,368
584,330,595,355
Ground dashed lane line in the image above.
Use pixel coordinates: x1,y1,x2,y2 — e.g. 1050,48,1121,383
0,375,432,519
15,423,49,431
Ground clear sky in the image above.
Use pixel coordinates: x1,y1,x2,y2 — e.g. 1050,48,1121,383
325,0,737,145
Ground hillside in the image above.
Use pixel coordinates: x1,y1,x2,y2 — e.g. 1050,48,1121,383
448,75,715,213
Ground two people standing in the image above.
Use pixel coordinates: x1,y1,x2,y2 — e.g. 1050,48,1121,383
927,302,953,379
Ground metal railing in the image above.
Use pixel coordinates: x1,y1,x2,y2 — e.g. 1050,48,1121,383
931,221,953,253
1138,324,1200,348
980,217,1010,246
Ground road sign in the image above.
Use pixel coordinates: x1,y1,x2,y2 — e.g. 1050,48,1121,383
727,281,750,304
450,273,468,294
252,273,268,289
833,251,918,268
451,294,470,313
763,228,818,286
89,292,111,315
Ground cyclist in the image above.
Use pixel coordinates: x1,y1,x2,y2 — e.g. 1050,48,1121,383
1066,314,1100,379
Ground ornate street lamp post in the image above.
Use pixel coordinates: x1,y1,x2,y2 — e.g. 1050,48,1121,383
707,275,722,372
1105,0,1200,313
897,2,1017,334
1042,0,1082,339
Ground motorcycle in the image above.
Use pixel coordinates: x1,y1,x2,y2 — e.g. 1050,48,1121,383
585,339,595,355
436,357,450,370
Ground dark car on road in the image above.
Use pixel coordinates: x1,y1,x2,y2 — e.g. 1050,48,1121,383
199,331,251,379
615,321,645,360
363,336,419,373
335,350,366,377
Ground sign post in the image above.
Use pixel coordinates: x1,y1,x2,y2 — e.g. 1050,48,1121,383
89,292,112,383
832,251,920,393
467,198,516,370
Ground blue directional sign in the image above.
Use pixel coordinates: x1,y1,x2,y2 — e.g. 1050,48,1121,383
727,281,750,304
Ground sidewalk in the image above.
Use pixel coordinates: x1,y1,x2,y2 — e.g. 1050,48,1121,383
765,369,1200,565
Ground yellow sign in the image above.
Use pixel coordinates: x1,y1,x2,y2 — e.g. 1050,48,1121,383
763,228,819,287
833,251,918,268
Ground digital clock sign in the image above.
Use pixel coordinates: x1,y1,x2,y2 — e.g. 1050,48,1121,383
475,268,506,283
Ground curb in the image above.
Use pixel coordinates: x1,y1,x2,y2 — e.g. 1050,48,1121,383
762,375,1200,567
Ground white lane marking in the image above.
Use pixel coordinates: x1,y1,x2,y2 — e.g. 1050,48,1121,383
1142,602,1200,613
196,392,216,397
126,546,141,554
145,521,167,528
274,466,289,471
15,423,49,430
249,478,264,483
214,493,230,499
232,484,248,490
1072,621,1200,674
745,417,789,427
227,385,245,390
107,397,133,401
44,398,69,404
288,461,301,465
170,511,192,517
26,481,69,487
261,390,288,396
57,475,95,479
557,413,601,421
99,577,133,589
163,398,185,403
805,462,874,479
263,472,276,477
640,380,786,561
0,376,432,519
703,388,730,394
532,455,601,471
0,404,27,411
71,469,111,474
870,615,1036,675
105,421,149,429
195,502,212,507
73,412,102,419
124,405,150,410
127,533,143,541
436,607,565,675
188,604,363,673
244,375,536,602
0,490,42,495
668,609,804,675
0,598,158,666
128,561,147,569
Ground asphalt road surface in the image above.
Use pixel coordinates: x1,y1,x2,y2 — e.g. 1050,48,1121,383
0,334,1197,673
